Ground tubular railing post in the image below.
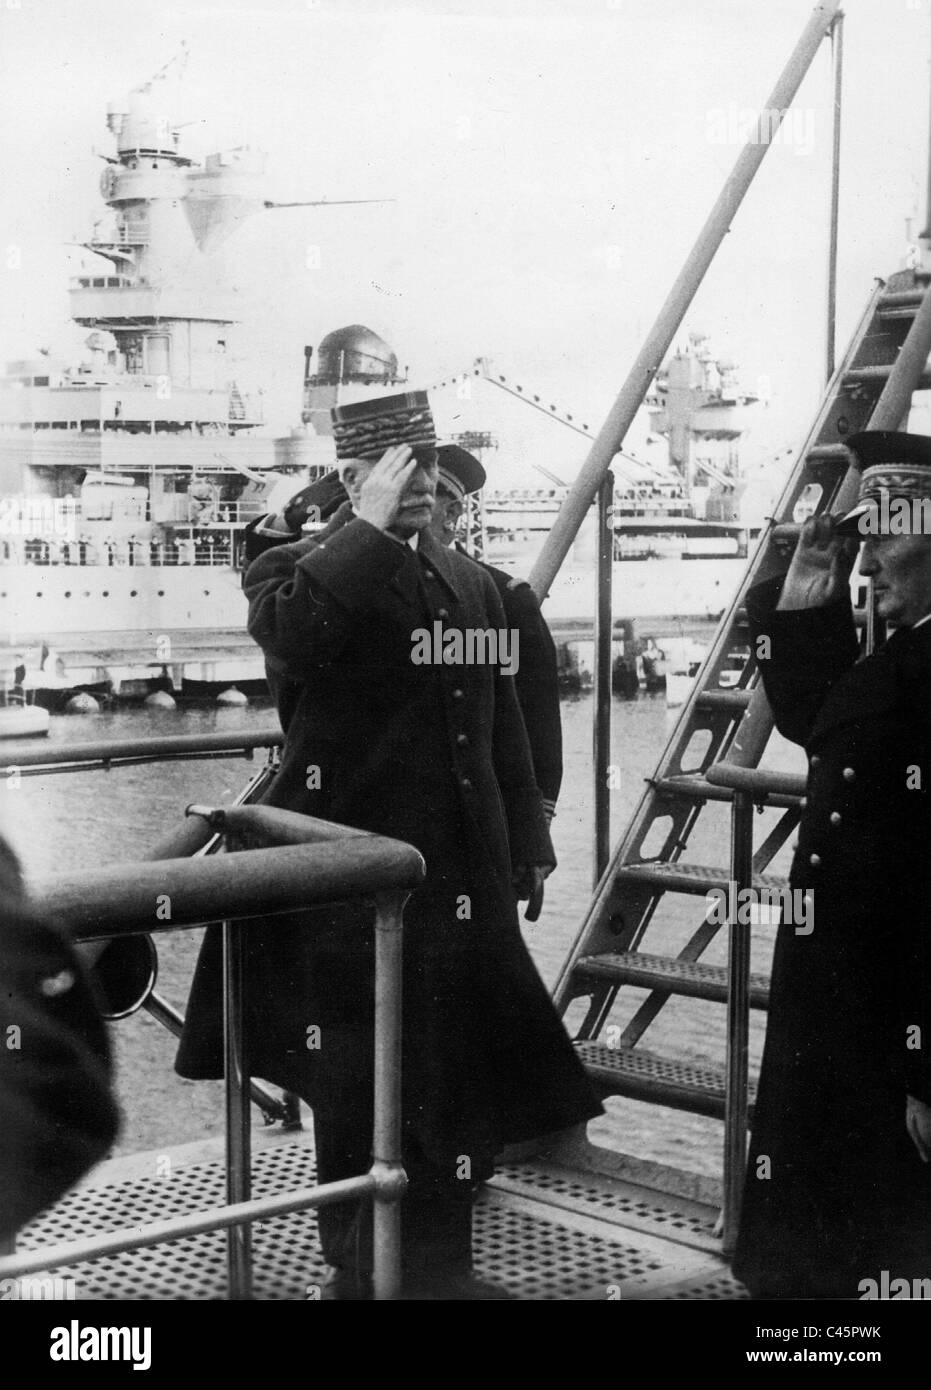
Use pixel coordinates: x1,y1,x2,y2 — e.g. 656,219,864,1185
223,906,252,1299
371,892,408,1302
825,13,844,383
723,789,753,1255
593,472,614,885
529,0,841,602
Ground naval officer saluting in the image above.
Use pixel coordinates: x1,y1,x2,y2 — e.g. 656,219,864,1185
177,390,601,1299
734,431,931,1300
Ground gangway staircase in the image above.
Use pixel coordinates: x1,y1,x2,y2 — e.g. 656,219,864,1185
553,266,931,1141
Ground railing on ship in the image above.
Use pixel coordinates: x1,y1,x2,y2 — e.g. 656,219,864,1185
0,729,291,1123
0,729,425,1300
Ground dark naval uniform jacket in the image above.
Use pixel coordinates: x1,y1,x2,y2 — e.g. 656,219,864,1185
177,507,600,1171
733,576,931,1299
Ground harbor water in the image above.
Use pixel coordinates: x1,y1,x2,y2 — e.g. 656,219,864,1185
0,672,782,1183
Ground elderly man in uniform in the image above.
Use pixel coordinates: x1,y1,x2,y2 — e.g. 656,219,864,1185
177,392,600,1300
733,430,931,1300
243,446,564,824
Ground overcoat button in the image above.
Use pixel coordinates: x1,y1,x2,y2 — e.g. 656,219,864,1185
809,853,821,867
461,777,473,790
829,811,842,825
452,688,464,700
437,608,450,619
457,733,469,747
842,767,855,782
810,755,821,768
423,569,435,581
799,796,807,809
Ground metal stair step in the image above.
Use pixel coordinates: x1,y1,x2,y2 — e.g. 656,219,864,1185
695,688,752,711
805,442,851,464
573,951,770,1008
653,773,802,808
654,773,735,804
878,286,925,318
843,363,931,389
575,1041,756,1120
614,862,789,896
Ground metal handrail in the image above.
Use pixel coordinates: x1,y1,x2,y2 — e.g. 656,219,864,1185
0,727,284,773
529,0,842,599
0,735,295,1124
707,760,799,1251
0,807,425,1300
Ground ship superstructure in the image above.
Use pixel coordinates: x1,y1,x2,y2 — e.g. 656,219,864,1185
0,71,333,644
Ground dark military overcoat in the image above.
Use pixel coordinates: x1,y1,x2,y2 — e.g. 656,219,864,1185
467,555,563,817
733,577,931,1298
244,518,564,814
176,508,600,1168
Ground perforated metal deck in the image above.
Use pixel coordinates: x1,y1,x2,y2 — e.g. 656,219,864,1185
15,1128,748,1301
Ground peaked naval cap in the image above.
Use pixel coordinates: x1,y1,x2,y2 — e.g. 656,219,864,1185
834,431,931,535
436,444,487,501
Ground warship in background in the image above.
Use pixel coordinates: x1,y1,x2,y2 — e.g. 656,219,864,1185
0,72,762,714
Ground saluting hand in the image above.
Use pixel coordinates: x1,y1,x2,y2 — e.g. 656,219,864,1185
777,515,859,612
356,445,421,533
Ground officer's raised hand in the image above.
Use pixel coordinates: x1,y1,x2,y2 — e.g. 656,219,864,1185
351,445,436,539
777,514,859,612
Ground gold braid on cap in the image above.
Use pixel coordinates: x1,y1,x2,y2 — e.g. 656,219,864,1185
332,404,436,462
859,464,931,506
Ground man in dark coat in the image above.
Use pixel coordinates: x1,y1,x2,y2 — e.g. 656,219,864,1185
177,392,600,1299
431,445,563,822
0,833,119,1239
733,431,931,1300
243,447,564,820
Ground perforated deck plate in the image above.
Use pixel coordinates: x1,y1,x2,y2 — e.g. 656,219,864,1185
15,1129,747,1301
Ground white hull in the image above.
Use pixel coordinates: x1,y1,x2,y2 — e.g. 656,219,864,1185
1,555,744,644
2,564,247,637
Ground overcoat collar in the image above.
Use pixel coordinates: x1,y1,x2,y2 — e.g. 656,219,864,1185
320,500,462,607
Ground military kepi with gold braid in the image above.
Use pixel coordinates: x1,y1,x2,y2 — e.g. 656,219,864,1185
331,390,436,462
